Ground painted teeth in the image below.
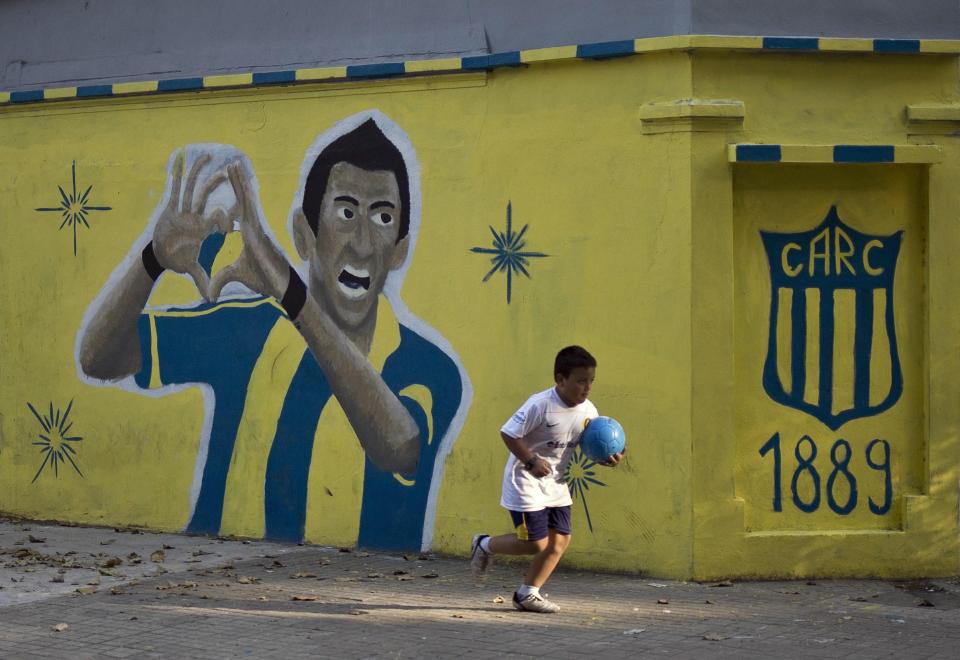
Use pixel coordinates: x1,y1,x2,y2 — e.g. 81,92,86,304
337,265,371,299
337,282,366,299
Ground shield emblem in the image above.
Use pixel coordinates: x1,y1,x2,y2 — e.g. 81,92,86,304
760,206,903,430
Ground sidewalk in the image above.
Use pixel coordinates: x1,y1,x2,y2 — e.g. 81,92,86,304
1,518,957,659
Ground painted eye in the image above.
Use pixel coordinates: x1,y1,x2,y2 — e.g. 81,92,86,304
371,211,393,226
337,207,355,221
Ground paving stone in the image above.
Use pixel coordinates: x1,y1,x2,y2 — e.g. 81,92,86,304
1,519,958,658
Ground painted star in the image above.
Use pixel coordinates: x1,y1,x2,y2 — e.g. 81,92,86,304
27,400,84,484
36,160,112,256
470,201,548,304
564,449,607,533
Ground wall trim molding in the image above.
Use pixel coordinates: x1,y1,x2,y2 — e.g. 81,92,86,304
728,143,943,164
907,104,960,135
2,35,957,109
640,98,745,134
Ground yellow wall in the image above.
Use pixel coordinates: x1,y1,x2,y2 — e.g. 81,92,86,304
690,51,959,578
0,47,956,578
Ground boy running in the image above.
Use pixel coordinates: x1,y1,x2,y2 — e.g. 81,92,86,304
470,345,623,613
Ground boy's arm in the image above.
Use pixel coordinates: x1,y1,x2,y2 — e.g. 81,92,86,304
501,432,552,478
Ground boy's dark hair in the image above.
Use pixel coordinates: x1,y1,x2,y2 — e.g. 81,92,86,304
554,345,596,378
301,118,410,242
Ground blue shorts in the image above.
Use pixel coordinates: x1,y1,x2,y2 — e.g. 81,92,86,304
509,506,572,541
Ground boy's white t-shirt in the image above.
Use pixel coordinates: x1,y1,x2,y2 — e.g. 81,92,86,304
499,387,598,511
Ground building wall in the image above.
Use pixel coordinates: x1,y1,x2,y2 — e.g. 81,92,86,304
0,35,957,578
3,0,957,90
688,49,960,578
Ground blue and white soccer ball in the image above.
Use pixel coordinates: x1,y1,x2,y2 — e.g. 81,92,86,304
579,416,626,462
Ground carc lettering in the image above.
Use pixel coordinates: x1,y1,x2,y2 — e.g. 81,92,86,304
780,226,885,279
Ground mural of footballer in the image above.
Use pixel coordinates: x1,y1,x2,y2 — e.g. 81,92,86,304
77,111,470,551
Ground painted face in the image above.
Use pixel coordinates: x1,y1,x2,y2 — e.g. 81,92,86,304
308,161,405,329
555,365,596,407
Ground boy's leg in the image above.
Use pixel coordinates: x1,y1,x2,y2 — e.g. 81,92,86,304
523,529,571,588
475,531,561,571
507,508,571,613
524,505,572,588
471,511,546,576
488,534,545,555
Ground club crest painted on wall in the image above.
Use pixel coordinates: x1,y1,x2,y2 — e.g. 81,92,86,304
760,206,903,430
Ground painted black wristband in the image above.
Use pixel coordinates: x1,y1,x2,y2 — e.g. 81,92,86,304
280,266,306,321
141,241,165,281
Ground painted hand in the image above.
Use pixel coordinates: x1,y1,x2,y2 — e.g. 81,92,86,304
208,162,292,301
152,151,233,298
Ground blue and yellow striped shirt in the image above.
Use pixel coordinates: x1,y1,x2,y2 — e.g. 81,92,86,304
135,295,462,550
